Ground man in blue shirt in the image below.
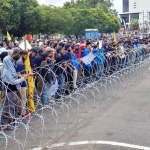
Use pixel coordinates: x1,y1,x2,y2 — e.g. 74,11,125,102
93,45,105,80
15,50,32,119
29,48,37,69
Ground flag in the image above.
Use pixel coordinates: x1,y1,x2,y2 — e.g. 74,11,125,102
113,32,117,43
123,19,126,29
19,40,32,50
24,36,35,112
7,31,11,41
113,32,118,54
81,52,96,65
49,80,58,96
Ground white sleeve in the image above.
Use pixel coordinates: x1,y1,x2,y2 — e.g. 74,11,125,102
11,77,25,85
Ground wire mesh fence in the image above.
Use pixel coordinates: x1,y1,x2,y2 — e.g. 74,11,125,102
0,48,149,150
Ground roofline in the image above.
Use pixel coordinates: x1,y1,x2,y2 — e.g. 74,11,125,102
119,12,144,15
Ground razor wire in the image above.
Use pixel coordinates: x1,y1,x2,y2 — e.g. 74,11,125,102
0,48,149,150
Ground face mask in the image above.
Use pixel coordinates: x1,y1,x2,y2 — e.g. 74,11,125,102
22,58,26,62
13,54,20,61
75,48,79,51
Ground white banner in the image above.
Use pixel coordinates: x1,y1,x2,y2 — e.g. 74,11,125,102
50,80,58,96
19,40,32,50
81,52,96,65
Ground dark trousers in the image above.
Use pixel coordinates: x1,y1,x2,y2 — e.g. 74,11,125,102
6,91,20,123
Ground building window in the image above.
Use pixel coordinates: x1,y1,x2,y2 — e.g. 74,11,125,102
133,2,136,9
130,13,139,20
120,14,129,23
123,0,129,12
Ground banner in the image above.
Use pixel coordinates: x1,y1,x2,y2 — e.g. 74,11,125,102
49,80,58,96
7,31,11,41
24,37,35,112
19,40,32,50
81,52,96,65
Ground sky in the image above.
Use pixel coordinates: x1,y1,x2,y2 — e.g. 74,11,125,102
37,0,68,7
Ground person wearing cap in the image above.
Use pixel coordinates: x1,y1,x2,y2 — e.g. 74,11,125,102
40,52,54,107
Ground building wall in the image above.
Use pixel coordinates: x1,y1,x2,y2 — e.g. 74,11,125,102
129,0,150,14
112,0,150,26
111,0,123,14
129,0,150,27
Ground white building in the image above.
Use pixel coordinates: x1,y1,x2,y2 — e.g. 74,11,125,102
111,0,150,29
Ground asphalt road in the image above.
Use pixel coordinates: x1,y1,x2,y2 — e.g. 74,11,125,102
47,72,150,150
1,61,149,150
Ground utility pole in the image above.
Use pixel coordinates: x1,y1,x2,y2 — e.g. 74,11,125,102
142,10,150,33
147,10,149,33
143,10,144,33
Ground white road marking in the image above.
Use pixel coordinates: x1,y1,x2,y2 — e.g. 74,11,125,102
31,147,42,150
69,141,150,150
46,143,66,148
32,141,150,150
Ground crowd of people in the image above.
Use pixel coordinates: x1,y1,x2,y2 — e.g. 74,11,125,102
0,34,149,130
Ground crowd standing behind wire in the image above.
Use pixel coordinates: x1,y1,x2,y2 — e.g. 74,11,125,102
0,35,150,130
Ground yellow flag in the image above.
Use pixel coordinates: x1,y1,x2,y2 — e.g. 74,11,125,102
113,32,117,43
113,32,118,54
24,37,35,112
7,31,12,41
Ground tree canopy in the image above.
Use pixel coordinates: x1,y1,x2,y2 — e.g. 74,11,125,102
63,0,113,12
130,19,139,31
0,0,120,37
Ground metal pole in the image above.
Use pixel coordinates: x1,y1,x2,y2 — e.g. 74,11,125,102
147,10,149,33
23,35,27,51
143,10,144,33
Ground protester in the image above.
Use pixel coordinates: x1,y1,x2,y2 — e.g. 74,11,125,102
82,42,92,83
55,46,66,99
40,52,54,107
6,41,12,50
0,52,8,130
0,33,149,130
70,46,79,90
15,50,33,119
2,48,32,127
29,48,37,69
34,48,43,68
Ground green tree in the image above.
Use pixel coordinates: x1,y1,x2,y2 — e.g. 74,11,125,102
130,19,139,31
36,6,73,35
110,9,118,16
0,0,39,37
0,0,16,34
63,0,113,12
69,8,120,36
69,8,97,36
0,0,120,37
